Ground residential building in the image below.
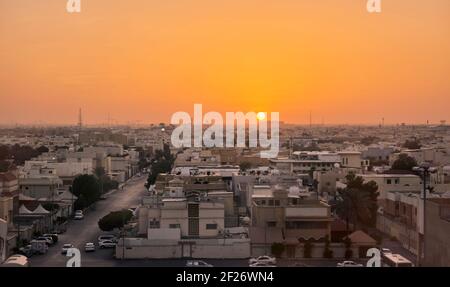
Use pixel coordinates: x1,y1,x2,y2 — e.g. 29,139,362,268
424,198,450,267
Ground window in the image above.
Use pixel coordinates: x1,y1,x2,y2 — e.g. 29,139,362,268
274,200,280,206
206,224,217,230
267,221,276,227
286,221,328,229
169,224,180,229
149,219,160,229
387,179,392,184
268,200,274,206
395,179,400,184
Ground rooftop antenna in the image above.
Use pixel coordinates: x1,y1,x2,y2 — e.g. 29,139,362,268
78,108,83,130
309,110,312,129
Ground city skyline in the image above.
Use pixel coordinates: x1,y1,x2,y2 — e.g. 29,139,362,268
1,0,449,125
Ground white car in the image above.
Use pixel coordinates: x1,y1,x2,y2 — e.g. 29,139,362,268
74,210,84,220
61,244,74,255
186,260,213,267
98,240,116,249
98,235,117,243
248,255,277,265
84,242,96,252
337,261,364,267
249,262,276,267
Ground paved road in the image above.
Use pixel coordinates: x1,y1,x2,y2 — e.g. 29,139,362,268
30,176,147,267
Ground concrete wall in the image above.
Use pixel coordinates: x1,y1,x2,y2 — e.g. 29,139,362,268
377,214,418,255
424,201,450,267
251,243,360,259
116,238,251,259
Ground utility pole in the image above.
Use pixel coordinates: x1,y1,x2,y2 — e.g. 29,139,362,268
413,164,436,267
78,108,83,130
309,111,312,129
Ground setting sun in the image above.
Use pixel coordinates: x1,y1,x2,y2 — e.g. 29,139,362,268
256,112,266,121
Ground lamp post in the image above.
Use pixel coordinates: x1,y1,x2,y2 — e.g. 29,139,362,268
412,163,437,267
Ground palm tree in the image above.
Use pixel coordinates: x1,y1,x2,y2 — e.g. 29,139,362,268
336,174,379,233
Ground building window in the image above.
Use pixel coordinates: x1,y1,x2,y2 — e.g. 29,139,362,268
206,224,217,230
387,179,392,184
149,219,160,229
267,221,276,227
268,200,274,206
169,224,180,229
395,179,400,184
274,200,280,206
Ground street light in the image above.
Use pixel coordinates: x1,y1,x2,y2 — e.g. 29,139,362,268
412,163,437,266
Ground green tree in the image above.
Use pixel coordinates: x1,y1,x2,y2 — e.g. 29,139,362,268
239,161,252,171
0,145,9,160
271,242,285,258
323,235,333,258
391,154,417,172
94,167,119,193
98,209,133,231
0,160,10,172
36,145,49,154
72,174,101,209
336,173,379,232
361,136,379,146
146,144,174,187
403,139,421,150
303,241,313,258
344,237,353,259
10,144,39,165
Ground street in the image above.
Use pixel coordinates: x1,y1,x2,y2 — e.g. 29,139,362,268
29,176,148,267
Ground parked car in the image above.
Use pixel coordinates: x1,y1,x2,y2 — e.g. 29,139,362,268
249,262,276,267
337,261,364,267
98,240,116,249
98,235,117,243
186,260,213,267
30,240,48,255
43,233,58,243
1,255,30,267
84,242,96,252
74,210,84,220
61,244,74,255
248,255,277,265
289,262,310,267
36,236,54,246
18,245,34,257
381,248,392,255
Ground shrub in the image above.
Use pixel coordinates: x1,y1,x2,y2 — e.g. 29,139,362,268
98,209,133,231
271,243,285,258
304,241,313,258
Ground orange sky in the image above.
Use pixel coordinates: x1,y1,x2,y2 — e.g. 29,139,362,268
0,0,449,125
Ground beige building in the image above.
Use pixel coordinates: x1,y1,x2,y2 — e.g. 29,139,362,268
338,151,370,171
251,186,332,241
360,174,422,202
140,198,225,239
19,176,63,200
424,198,450,267
0,197,13,227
